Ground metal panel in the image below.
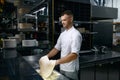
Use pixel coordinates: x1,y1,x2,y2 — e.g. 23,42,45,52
91,5,118,20
92,21,113,47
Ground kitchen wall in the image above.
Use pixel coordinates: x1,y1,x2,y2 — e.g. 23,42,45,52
110,0,120,46
112,0,120,22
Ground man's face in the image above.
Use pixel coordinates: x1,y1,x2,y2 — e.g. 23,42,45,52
60,14,73,28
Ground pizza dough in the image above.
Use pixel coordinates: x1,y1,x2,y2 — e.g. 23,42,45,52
36,69,60,80
39,56,58,80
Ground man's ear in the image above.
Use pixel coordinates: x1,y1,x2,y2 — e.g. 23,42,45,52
59,17,61,22
70,16,73,22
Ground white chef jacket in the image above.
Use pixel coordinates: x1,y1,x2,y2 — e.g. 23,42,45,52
55,26,82,72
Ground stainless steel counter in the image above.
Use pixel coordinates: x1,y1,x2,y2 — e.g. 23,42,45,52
0,48,69,80
79,50,120,68
23,55,69,80
1,48,120,80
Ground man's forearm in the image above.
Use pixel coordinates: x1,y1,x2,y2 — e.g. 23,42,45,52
47,48,59,58
56,53,78,65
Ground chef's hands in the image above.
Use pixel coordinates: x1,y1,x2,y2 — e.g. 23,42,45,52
47,55,59,66
49,60,59,66
55,60,59,65
49,59,59,66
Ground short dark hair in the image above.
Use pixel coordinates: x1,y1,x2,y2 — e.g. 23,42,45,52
61,10,73,17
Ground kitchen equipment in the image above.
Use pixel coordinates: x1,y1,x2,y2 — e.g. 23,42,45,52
18,23,33,30
22,39,38,47
8,36,20,44
3,39,17,48
15,33,25,42
100,46,109,54
18,8,30,15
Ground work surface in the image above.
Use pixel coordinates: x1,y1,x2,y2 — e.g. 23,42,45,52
1,48,120,80
0,48,69,80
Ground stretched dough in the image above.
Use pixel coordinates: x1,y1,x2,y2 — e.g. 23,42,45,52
39,56,57,80
36,69,60,80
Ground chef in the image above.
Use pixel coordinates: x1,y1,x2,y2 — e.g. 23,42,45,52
40,10,82,80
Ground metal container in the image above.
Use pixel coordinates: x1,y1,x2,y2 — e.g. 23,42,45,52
18,23,33,29
3,39,17,48
22,39,38,47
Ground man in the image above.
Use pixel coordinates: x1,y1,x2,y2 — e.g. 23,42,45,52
47,10,82,80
